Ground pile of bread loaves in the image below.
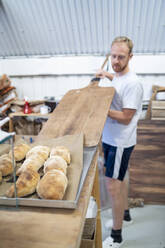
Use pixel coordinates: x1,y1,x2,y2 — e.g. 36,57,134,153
0,143,71,200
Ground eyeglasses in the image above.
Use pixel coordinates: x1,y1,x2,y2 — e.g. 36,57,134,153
110,54,127,61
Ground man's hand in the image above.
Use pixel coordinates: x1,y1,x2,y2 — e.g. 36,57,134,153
96,69,106,78
96,69,114,81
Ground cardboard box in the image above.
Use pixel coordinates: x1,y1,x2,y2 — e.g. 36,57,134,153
82,217,96,239
80,197,97,248
80,238,95,248
80,229,96,248
82,196,97,239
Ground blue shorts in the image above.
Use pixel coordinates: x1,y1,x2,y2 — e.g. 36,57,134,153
102,142,135,181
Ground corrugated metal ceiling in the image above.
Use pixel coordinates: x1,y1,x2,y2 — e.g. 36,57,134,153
0,0,165,58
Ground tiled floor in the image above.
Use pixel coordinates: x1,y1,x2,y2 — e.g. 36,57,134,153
101,205,165,248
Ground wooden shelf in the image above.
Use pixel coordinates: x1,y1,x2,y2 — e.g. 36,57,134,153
9,112,50,118
9,112,51,132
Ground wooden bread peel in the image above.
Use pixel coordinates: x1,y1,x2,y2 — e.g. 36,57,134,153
89,53,110,87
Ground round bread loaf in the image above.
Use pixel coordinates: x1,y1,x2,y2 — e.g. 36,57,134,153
44,155,67,175
6,168,40,198
26,145,50,161
16,153,45,176
50,146,71,164
0,154,13,176
9,143,30,161
36,169,68,200
0,171,2,183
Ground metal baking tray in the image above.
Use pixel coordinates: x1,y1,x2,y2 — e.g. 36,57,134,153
0,146,97,209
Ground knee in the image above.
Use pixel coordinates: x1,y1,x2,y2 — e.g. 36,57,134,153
109,186,120,198
106,179,121,198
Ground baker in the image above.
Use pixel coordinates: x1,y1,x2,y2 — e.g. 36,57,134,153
96,36,143,248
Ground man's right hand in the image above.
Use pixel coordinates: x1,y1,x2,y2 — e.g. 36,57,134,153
96,69,114,81
95,69,106,78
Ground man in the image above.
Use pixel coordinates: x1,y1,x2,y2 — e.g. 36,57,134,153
96,36,143,248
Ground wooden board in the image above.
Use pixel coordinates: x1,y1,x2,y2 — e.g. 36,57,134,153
152,101,165,119
12,99,45,106
0,133,84,208
146,85,165,119
38,86,115,147
129,120,165,204
152,100,165,109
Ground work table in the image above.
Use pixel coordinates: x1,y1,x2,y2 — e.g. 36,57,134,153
0,85,115,248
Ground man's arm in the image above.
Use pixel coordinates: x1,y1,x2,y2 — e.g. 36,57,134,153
96,69,114,81
108,108,136,125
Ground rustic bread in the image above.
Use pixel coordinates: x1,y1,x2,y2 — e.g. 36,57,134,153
0,154,13,176
50,146,71,164
36,169,68,200
44,155,67,175
0,171,2,183
0,74,11,90
6,168,40,198
26,145,50,161
16,153,45,176
9,143,30,161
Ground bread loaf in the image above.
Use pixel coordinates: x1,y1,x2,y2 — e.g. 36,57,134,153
0,74,11,90
0,171,2,183
6,168,40,198
36,169,68,200
44,155,67,175
0,154,13,176
50,146,71,164
26,145,50,161
16,153,45,176
9,143,30,161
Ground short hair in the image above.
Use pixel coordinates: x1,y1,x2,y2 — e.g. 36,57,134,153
111,36,133,54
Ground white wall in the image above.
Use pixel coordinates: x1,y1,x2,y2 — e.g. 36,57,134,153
0,55,165,102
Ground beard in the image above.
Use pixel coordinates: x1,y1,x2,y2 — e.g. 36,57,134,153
112,62,128,73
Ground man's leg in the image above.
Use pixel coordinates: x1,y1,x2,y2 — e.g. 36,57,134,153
123,176,129,210
104,173,132,229
106,177,124,230
122,175,132,222
103,177,125,248
103,177,125,247
102,144,134,247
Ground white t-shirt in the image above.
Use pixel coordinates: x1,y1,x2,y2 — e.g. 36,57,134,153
101,71,143,148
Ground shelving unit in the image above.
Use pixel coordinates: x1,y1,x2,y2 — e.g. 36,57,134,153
9,112,51,132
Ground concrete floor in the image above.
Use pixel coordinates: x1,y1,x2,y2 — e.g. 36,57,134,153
101,205,165,248
98,157,165,247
